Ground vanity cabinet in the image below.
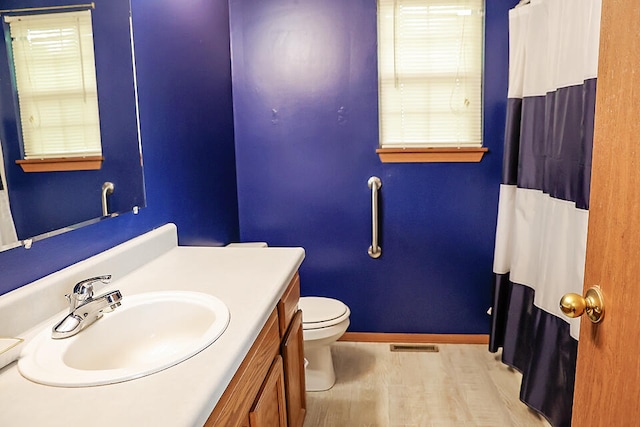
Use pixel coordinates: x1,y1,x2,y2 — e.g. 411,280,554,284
205,273,306,427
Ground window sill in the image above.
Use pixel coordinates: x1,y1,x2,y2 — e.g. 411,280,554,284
376,147,488,163
16,156,104,172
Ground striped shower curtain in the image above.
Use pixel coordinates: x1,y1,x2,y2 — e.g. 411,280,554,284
489,1,601,426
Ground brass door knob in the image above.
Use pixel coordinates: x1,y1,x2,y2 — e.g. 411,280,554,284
559,286,605,324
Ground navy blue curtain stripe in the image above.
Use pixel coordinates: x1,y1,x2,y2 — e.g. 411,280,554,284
502,98,522,185
516,79,596,210
492,280,578,427
489,272,511,352
579,78,597,210
501,283,537,369
520,311,577,427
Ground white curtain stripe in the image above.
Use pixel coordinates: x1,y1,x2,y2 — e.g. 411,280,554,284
520,0,601,98
492,184,515,274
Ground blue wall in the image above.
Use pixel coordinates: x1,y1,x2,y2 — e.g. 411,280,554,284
0,0,513,336
230,0,511,334
0,0,239,295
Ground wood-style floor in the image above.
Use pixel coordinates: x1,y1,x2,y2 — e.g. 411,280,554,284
304,342,551,427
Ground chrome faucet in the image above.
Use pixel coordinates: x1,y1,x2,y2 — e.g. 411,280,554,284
51,275,123,339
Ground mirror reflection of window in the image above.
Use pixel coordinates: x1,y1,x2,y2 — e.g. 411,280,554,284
6,10,102,161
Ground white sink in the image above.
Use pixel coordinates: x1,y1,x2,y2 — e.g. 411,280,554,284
18,291,230,387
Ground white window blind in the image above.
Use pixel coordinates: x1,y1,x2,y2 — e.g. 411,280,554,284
377,0,484,148
6,10,102,159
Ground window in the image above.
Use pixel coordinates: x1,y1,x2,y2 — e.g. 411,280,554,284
5,10,103,171
376,0,486,163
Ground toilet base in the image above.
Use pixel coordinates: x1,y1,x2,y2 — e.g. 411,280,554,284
304,344,336,392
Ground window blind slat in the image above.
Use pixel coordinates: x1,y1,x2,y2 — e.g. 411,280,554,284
378,0,484,148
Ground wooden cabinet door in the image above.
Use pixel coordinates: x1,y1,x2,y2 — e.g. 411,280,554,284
282,310,306,427
249,355,288,427
572,0,640,424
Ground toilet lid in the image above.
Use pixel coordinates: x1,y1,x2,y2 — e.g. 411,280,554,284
299,297,350,329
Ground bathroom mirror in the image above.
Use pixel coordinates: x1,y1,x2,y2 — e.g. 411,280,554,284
0,0,146,252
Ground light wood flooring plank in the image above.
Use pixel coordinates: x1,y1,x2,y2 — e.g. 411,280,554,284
304,342,551,427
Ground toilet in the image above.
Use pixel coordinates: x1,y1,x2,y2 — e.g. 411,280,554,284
299,296,350,392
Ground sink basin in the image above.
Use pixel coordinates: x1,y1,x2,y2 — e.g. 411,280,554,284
18,291,230,387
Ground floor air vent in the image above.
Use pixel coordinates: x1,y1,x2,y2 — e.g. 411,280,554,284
390,344,439,353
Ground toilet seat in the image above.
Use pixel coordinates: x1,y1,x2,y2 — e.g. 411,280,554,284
299,297,350,330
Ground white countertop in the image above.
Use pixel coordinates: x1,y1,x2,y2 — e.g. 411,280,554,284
0,225,305,426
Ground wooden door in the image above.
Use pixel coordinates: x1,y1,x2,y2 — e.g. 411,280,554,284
249,355,288,427
281,310,306,427
572,1,640,425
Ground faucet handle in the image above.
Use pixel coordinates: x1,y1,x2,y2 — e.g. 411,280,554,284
72,275,112,301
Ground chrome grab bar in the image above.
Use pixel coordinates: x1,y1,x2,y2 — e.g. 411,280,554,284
101,182,114,216
368,176,382,259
